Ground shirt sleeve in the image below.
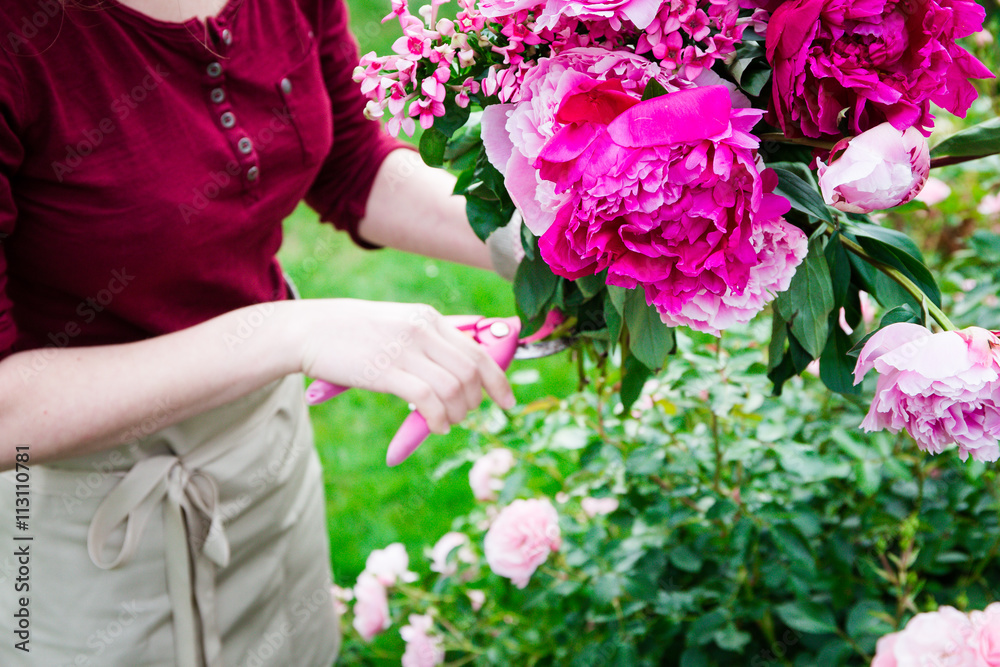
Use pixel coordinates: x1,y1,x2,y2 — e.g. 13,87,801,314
0,51,24,362
303,0,414,249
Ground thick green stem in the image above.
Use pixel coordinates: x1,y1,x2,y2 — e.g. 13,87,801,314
758,133,838,151
833,231,958,332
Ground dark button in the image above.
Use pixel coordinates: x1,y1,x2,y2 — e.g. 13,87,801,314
221,29,233,46
246,166,260,182
207,62,222,78
280,78,293,95
210,88,225,104
237,137,253,154
220,112,236,129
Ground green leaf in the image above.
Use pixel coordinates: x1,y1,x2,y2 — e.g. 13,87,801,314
768,311,788,372
846,600,893,640
670,545,703,573
621,289,675,369
418,127,448,168
775,236,835,357
513,251,559,323
825,233,852,310
930,117,1000,158
576,272,607,299
688,609,729,645
604,293,623,347
819,323,862,395
775,600,839,635
713,624,752,652
466,195,510,242
642,78,669,100
620,354,653,413
433,96,472,137
772,167,834,222
848,224,941,307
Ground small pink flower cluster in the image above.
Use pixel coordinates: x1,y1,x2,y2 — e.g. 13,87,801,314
871,603,1000,667
353,0,483,136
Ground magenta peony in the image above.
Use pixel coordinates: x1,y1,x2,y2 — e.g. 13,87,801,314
534,82,805,334
818,123,930,214
484,498,561,588
853,323,1000,462
352,573,391,642
468,448,516,501
752,0,993,138
870,606,980,667
400,614,446,667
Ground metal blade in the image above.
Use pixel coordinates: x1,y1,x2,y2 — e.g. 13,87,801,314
513,338,573,359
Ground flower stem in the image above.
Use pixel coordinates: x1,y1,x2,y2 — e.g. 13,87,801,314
833,231,958,332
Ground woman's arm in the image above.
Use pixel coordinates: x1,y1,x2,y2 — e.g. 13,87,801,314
0,298,514,470
356,149,497,269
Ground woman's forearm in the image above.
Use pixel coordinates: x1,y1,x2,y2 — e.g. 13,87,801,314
0,301,299,470
357,149,495,269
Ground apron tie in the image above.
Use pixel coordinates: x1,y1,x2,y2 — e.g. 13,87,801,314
87,454,231,667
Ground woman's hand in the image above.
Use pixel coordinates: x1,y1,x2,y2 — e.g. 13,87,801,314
289,299,516,434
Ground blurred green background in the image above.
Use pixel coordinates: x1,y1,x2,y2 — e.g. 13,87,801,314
277,0,573,586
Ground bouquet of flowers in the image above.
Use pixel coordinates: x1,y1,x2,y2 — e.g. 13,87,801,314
354,0,999,459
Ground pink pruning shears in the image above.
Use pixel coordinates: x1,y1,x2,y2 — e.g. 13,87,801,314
303,311,569,467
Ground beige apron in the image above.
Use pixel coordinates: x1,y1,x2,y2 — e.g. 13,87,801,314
0,371,341,667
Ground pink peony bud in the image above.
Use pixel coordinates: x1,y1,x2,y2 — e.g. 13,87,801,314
365,543,418,587
853,323,1000,462
581,496,619,517
400,614,445,667
469,448,515,501
484,498,561,589
818,123,930,214
352,573,391,642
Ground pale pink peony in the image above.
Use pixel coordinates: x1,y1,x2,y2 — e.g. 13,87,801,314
429,532,475,576
916,177,953,206
400,614,446,667
818,123,930,214
331,584,354,616
871,606,979,667
484,498,561,588
469,448,516,501
853,323,1000,462
352,573,391,642
365,543,418,586
748,0,994,138
581,496,619,517
971,603,1000,666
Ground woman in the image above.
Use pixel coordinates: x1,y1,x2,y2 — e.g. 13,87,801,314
0,0,516,664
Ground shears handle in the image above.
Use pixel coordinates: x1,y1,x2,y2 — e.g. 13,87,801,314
304,315,522,466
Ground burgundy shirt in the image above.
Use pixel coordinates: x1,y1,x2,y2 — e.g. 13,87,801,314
0,0,403,361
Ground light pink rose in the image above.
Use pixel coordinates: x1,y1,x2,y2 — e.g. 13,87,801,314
352,573,391,642
365,543,418,586
581,496,619,517
400,614,445,667
331,584,353,616
979,194,1000,217
916,177,953,206
819,123,931,214
971,603,1000,666
484,498,561,588
466,589,486,611
891,607,978,666
853,323,1000,462
469,448,516,501
429,532,475,576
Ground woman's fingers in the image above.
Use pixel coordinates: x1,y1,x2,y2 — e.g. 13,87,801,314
383,368,451,434
397,351,476,425
432,320,516,410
